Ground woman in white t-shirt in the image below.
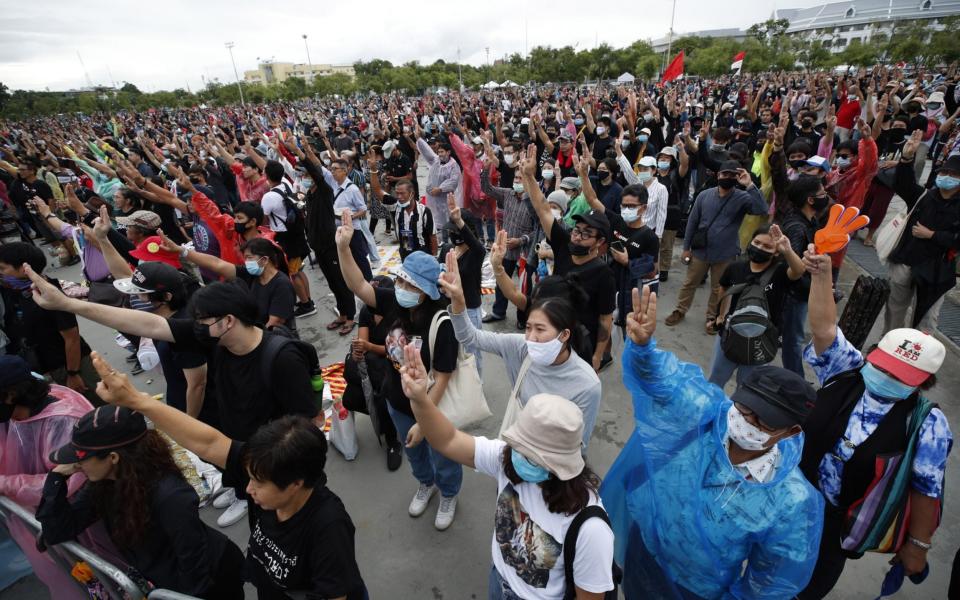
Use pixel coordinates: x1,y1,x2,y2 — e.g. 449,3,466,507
397,343,615,600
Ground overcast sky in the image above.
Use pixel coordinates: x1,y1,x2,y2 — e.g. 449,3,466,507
1,0,824,92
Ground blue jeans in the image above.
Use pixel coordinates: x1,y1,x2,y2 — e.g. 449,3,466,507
780,295,808,377
488,565,523,600
465,307,484,377
707,336,759,388
387,404,462,498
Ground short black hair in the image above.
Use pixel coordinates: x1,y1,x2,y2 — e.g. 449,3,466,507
787,174,824,211
244,415,328,489
712,127,732,143
190,280,260,325
264,160,285,184
241,237,288,274
837,140,859,156
621,184,649,205
1,377,51,410
786,140,813,158
0,242,46,272
235,201,264,226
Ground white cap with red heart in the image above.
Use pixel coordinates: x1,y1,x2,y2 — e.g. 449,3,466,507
866,329,945,386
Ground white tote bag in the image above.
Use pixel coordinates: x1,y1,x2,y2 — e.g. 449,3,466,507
427,311,492,429
328,401,359,461
498,357,533,438
875,200,921,264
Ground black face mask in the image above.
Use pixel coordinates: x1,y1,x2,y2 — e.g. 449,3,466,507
0,402,15,423
717,177,737,190
234,221,251,234
747,245,774,263
810,195,830,211
801,119,814,129
789,159,807,169
192,320,222,347
888,129,907,144
567,242,591,256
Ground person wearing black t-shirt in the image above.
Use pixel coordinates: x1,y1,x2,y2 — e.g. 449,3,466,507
708,224,805,388
522,152,615,372
335,215,463,531
83,358,367,600
21,274,318,528
438,194,486,374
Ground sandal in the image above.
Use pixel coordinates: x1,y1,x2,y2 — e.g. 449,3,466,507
326,318,345,331
862,238,875,247
338,321,356,336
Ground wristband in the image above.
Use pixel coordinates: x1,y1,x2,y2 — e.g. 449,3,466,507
907,536,931,550
179,247,190,259
44,213,56,220
66,369,81,376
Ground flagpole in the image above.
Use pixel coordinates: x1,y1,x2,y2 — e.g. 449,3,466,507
666,0,677,70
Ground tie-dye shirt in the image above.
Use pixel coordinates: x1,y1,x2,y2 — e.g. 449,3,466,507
803,329,952,506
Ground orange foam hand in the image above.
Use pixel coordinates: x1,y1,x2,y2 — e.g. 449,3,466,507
815,204,870,254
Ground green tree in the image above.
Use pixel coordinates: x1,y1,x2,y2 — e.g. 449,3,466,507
0,82,9,111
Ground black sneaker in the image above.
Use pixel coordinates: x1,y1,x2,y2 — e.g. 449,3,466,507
125,354,139,364
598,355,614,371
659,270,669,283
482,313,505,324
294,301,318,318
387,443,403,471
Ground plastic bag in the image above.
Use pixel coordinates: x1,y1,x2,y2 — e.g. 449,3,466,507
329,402,358,460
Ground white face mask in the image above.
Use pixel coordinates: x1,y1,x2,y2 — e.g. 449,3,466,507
551,208,563,220
398,200,410,209
526,334,565,366
726,406,771,451
596,126,606,136
503,153,515,165
541,170,554,180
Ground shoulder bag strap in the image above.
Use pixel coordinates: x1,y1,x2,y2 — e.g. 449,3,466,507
562,505,612,600
427,310,450,376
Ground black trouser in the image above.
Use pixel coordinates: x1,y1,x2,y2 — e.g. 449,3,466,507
202,540,246,600
315,249,357,320
949,545,960,599
796,507,847,599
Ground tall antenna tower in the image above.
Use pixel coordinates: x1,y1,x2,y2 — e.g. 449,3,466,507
77,51,94,88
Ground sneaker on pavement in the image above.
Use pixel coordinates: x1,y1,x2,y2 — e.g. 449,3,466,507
386,444,403,472
664,310,685,326
211,487,236,509
659,270,669,282
216,498,248,527
435,496,457,531
705,320,718,336
482,313,505,324
408,483,437,517
294,301,318,318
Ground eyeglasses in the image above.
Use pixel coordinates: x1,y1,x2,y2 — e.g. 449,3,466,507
837,154,853,160
733,402,779,433
571,228,597,240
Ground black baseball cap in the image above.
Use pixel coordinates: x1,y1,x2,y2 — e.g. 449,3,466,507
718,160,742,174
572,210,610,241
731,366,816,429
50,406,148,464
113,261,184,295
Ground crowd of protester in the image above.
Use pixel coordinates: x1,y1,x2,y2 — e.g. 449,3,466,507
1,61,959,599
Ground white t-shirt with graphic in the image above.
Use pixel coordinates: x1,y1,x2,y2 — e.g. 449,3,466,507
473,437,614,599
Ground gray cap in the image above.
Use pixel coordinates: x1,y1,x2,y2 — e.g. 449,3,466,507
547,190,569,212
559,176,581,191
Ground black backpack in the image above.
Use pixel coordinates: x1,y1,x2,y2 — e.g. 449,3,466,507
562,505,622,600
257,327,324,411
720,265,780,366
269,183,305,232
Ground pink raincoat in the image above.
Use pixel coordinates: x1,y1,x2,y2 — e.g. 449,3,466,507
0,385,93,600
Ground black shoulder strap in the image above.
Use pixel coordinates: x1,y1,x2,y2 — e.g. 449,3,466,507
333,181,354,200
562,505,611,600
259,332,296,388
723,262,779,300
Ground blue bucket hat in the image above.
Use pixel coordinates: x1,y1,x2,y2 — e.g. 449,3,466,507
391,251,443,300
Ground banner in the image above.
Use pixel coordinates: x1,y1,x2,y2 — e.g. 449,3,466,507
661,50,684,84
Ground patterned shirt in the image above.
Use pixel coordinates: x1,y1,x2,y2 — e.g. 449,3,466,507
803,329,953,506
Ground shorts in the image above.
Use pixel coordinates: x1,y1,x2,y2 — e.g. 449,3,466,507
287,256,304,274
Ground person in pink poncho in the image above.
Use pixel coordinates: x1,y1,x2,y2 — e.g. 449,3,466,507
0,355,95,600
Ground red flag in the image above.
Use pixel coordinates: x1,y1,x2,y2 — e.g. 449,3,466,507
661,50,684,83
731,51,745,75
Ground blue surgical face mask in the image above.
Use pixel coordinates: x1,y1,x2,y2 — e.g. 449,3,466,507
511,449,550,483
574,118,585,126
861,363,917,400
1,275,31,290
657,160,671,171
643,113,654,122
245,259,264,276
637,171,652,183
512,183,525,194
637,134,649,143
621,207,641,223
395,286,422,308
301,178,313,190
541,170,555,180
935,174,960,191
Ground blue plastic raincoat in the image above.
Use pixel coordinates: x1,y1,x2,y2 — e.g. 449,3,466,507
600,339,824,599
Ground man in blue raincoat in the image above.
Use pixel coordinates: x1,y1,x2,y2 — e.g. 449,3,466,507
601,286,824,599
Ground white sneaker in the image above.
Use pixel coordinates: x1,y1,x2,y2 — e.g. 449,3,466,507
217,498,248,527
408,483,437,517
435,495,457,531
211,487,236,509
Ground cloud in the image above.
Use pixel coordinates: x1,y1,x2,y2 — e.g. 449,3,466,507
0,0,825,91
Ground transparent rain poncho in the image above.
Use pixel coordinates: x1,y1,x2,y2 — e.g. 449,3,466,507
600,339,825,599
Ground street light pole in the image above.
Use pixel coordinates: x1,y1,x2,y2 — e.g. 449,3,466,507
302,34,313,83
665,0,677,68
224,41,245,107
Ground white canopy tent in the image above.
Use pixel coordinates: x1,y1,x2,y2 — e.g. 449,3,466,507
500,80,520,87
481,81,501,89
616,72,635,84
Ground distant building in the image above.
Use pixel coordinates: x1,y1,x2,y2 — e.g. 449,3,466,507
650,28,747,53
243,62,355,85
775,0,960,53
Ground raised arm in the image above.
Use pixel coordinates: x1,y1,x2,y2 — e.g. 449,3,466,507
804,246,836,356
157,229,236,280
24,266,175,342
575,155,604,212
334,211,376,307
90,206,134,279
519,144,554,234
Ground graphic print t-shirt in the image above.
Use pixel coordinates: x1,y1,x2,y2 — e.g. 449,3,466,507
473,437,615,599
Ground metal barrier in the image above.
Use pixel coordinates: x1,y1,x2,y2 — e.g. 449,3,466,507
0,496,201,600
